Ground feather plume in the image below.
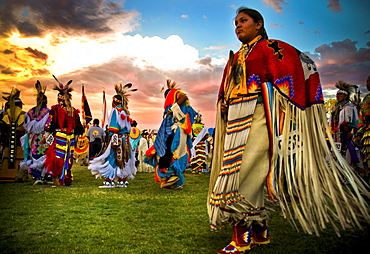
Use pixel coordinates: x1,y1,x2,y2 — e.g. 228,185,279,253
167,79,178,90
114,82,137,114
161,79,180,97
335,80,355,95
35,80,47,115
2,92,11,101
52,75,74,114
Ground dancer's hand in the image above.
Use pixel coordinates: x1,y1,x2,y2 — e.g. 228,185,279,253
220,102,228,115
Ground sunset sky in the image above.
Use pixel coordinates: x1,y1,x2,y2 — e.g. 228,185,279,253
0,0,369,130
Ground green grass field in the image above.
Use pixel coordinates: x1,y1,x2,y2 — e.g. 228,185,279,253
0,165,369,254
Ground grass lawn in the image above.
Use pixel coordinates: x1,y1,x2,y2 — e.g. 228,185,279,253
0,165,369,254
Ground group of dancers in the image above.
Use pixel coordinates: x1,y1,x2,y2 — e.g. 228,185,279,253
1,6,369,253
0,76,210,191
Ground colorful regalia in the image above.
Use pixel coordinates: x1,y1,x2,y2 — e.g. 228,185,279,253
74,135,89,166
144,79,197,189
0,88,26,182
45,75,84,186
208,36,370,240
137,130,154,173
328,81,360,168
190,113,209,174
21,81,51,184
129,123,141,167
358,84,370,183
88,83,137,188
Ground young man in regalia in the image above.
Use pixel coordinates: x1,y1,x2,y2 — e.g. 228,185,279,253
329,80,360,169
1,88,26,182
45,75,84,186
144,79,197,189
357,75,370,184
89,83,138,188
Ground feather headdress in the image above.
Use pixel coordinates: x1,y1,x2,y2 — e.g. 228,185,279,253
35,80,47,115
114,82,137,114
2,88,21,122
335,80,355,96
52,75,73,114
195,111,203,123
161,79,180,98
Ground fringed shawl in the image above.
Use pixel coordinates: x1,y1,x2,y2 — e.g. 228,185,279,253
23,107,50,135
208,39,370,236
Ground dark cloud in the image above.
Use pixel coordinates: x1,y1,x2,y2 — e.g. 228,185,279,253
315,39,370,66
17,21,42,37
1,67,19,75
0,41,51,79
263,0,286,12
197,56,213,66
32,68,50,76
310,39,370,97
0,0,138,38
326,0,342,13
25,47,48,61
3,49,14,54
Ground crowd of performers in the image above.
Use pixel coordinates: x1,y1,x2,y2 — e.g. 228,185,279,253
1,6,370,254
2,72,369,188
88,83,138,188
0,76,213,190
0,72,369,252
1,75,370,190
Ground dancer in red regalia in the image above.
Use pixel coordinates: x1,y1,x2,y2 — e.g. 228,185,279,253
45,75,84,186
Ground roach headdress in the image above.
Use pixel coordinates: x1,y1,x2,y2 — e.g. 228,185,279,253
52,75,73,114
114,82,138,114
35,80,47,115
335,80,355,96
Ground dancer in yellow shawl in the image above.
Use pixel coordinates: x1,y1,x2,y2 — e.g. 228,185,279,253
208,7,370,254
1,88,26,182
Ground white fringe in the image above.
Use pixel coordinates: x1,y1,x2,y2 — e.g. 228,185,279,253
24,113,50,134
88,138,136,180
272,90,370,236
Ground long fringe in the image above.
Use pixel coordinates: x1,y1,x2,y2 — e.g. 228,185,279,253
270,90,370,236
208,88,370,236
24,112,50,134
89,138,137,180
